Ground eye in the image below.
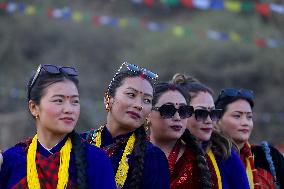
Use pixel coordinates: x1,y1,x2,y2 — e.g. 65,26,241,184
232,114,241,119
126,92,135,98
53,99,63,103
72,99,80,105
143,98,152,104
247,114,253,120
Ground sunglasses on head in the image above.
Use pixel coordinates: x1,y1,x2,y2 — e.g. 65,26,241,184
218,88,254,100
117,62,159,81
28,64,78,99
152,104,194,119
194,109,222,122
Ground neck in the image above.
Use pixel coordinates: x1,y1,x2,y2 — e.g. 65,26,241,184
237,141,247,150
106,114,134,138
36,129,67,149
150,136,178,158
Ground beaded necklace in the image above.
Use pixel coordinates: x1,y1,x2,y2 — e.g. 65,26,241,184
95,126,136,188
27,134,72,189
207,149,222,189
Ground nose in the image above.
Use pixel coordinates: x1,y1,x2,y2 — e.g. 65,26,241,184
172,110,181,121
240,116,250,126
133,98,143,111
63,102,75,114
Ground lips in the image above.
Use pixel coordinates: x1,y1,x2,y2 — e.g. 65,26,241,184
127,111,141,119
170,125,183,131
60,117,74,124
200,128,212,132
239,129,249,133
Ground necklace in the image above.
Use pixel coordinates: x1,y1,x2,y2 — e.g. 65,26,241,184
95,126,136,188
27,134,72,189
207,149,222,189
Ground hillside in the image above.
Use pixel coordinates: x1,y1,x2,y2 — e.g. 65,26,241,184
0,0,284,149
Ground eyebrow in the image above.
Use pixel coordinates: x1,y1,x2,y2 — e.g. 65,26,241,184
194,105,214,110
125,87,153,97
51,94,79,98
233,110,252,114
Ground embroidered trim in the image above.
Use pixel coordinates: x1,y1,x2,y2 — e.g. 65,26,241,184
207,149,222,189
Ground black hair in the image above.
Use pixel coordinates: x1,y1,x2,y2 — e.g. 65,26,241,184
215,95,254,118
27,67,79,104
107,68,156,188
27,65,87,187
129,126,147,188
69,131,88,189
152,82,190,106
107,70,155,98
182,129,212,189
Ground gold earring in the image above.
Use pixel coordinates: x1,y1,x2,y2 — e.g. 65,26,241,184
105,92,111,112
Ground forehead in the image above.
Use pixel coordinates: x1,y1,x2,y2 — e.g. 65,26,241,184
191,91,214,107
117,76,153,95
43,80,79,97
157,90,186,106
226,99,252,112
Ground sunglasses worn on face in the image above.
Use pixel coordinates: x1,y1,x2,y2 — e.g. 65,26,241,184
152,104,194,119
28,64,78,99
117,62,159,81
219,88,254,100
194,109,222,122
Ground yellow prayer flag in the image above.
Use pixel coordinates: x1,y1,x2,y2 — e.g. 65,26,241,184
119,18,128,27
225,1,241,12
229,32,241,42
73,11,83,22
25,5,36,15
172,26,185,37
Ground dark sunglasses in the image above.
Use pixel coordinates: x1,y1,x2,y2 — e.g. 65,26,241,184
117,62,158,81
218,88,254,100
194,109,223,122
152,104,194,119
28,64,78,99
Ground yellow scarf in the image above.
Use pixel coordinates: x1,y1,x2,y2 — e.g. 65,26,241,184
95,127,136,188
27,134,72,189
207,149,222,189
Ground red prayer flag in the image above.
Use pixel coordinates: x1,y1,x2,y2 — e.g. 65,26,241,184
144,0,154,7
255,38,266,47
0,2,7,10
181,0,193,8
255,3,270,17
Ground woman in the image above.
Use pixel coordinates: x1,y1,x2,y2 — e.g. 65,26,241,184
83,62,170,189
0,64,115,189
215,88,284,189
171,74,250,189
148,82,197,189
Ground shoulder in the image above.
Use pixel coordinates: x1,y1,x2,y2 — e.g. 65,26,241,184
145,142,166,159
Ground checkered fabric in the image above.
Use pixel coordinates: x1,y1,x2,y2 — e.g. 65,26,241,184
12,151,75,189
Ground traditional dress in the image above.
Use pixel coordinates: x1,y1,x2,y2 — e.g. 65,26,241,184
169,140,249,189
83,126,170,189
240,142,284,189
0,136,116,189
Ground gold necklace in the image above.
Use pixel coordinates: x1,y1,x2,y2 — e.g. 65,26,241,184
27,134,72,189
95,126,136,188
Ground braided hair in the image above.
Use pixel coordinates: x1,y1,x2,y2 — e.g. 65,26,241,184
107,68,156,188
182,129,212,189
129,126,147,188
70,131,88,189
28,65,87,187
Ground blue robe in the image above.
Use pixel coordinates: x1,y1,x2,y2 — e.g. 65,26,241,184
0,136,116,189
217,149,250,189
82,127,170,189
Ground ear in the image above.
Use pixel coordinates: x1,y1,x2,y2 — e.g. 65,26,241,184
28,100,39,118
103,95,114,112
